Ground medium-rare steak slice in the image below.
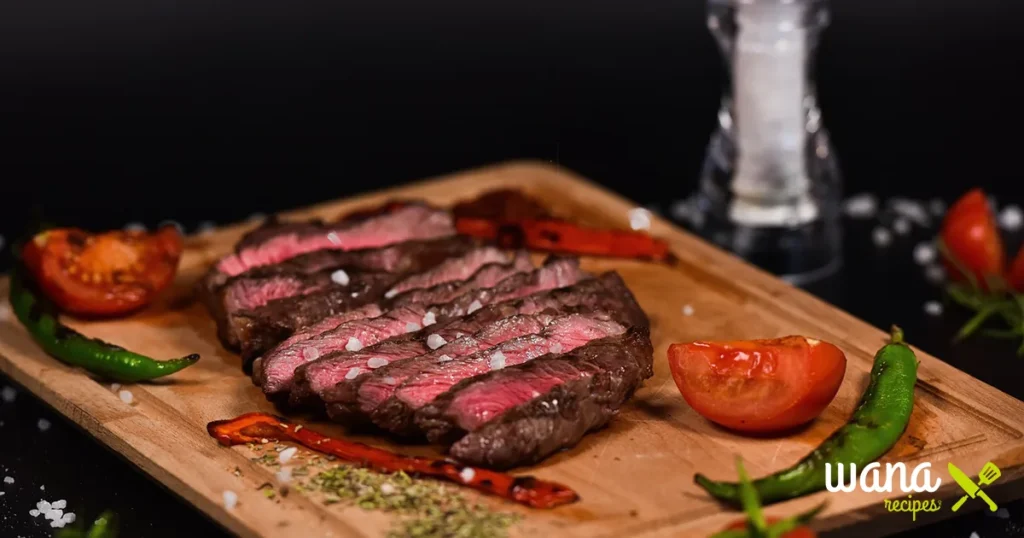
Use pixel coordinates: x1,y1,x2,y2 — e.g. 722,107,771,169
288,256,587,408
418,327,654,468
336,271,648,428
373,314,625,435
386,251,533,308
236,246,521,366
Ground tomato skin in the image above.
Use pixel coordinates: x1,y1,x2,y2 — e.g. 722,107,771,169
1009,246,1024,293
940,189,1004,289
723,517,817,538
21,226,183,317
667,336,846,433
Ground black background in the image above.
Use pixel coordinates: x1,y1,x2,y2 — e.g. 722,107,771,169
2,0,1024,536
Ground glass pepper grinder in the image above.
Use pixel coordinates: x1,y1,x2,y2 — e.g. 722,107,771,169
691,0,841,285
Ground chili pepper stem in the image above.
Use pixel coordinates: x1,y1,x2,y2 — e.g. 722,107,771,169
889,325,904,345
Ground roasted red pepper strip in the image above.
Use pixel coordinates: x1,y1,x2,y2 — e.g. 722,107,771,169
207,412,579,509
455,217,672,262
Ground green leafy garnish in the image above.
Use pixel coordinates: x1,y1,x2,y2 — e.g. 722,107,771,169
709,457,825,538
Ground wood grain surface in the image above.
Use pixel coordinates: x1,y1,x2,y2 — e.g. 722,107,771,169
1,161,1023,538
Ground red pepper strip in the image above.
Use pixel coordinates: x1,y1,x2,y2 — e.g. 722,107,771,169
207,412,580,509
455,217,673,262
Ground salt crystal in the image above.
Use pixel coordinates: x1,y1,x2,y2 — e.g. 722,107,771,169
999,204,1023,231
405,322,421,333
925,264,946,284
276,467,292,483
123,222,146,232
37,501,50,512
367,357,389,369
2,476,12,484
380,483,396,495
628,208,652,231
384,289,399,299
872,227,892,247
29,509,39,517
489,351,506,370
437,355,453,363
0,491,4,496
119,390,134,405
351,292,360,298
842,193,878,219
460,467,476,483
278,447,298,464
924,301,943,316
326,231,341,245
330,269,350,286
51,520,65,528
345,337,363,352
46,509,63,521
223,490,238,510
37,418,51,432
681,304,695,316
928,198,946,217
969,532,980,538
52,500,66,510
426,334,447,350
62,513,76,524
40,485,44,490
110,383,121,392
467,300,483,314
913,242,937,265
302,347,320,361
892,218,911,235
344,367,362,380
383,377,398,385
422,311,437,326
1,386,15,403
549,342,563,354
888,198,931,227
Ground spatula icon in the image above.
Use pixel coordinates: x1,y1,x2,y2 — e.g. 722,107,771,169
950,462,1000,512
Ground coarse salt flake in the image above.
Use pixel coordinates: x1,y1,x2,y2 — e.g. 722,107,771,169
37,418,51,432
30,509,40,517
384,289,399,299
330,269,350,286
279,447,298,464
893,218,911,235
924,301,943,316
437,354,453,363
40,485,45,490
489,351,506,370
999,204,1023,231
427,334,447,350
549,342,563,354
110,383,121,392
345,337,363,352
925,264,946,284
2,476,12,484
52,500,66,510
367,357,389,369
405,322,421,332
380,483,396,495
351,292,359,298
628,208,652,231
681,304,695,316
326,231,341,245
119,390,134,405
422,311,437,326
276,467,292,483
1,386,15,403
223,490,238,510
63,513,76,524
888,198,931,227
302,347,320,361
460,468,476,483
467,300,483,314
842,193,878,219
872,227,892,247
913,242,937,265
383,377,398,385
46,509,63,521
37,501,51,512
344,367,362,380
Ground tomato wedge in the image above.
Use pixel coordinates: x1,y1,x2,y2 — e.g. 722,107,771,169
1009,246,1024,293
21,226,184,317
940,188,1005,289
667,336,846,433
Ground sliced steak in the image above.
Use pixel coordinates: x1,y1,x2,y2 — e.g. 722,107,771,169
386,251,533,309
418,327,654,468
337,271,648,428
373,314,624,435
290,256,587,409
381,247,509,300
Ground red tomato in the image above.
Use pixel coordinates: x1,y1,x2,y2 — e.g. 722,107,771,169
722,517,817,538
667,336,846,433
940,189,1004,289
21,226,183,317
1009,246,1024,293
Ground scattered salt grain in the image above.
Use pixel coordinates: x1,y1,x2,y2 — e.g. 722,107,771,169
330,269,350,286
467,300,483,314
489,351,506,370
326,231,341,245
123,222,146,232
40,485,45,490
628,208,652,231
2,477,12,484
422,311,437,326
437,355,453,363
913,242,937,265
384,289,399,299
383,377,398,385
460,468,476,483
110,383,121,392
223,490,238,510
892,218,911,235
924,301,943,316
345,337,363,352
426,334,447,350
925,264,946,284
62,513,76,524
872,227,892,247
549,342,563,354
1,386,15,403
52,500,66,510
681,304,695,316
276,467,292,484
888,198,931,227
278,447,298,464
344,367,362,380
302,347,320,361
969,532,980,538
50,520,65,528
118,390,134,405
46,509,63,521
29,510,39,517
37,419,51,432
999,204,1023,231
36,501,50,512
351,292,359,298
367,357,389,369
842,193,878,219
405,322,421,333
928,198,946,217
380,483,396,495
0,491,4,496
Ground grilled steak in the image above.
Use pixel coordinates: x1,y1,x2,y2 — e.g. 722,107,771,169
288,256,587,408
386,252,533,308
322,270,644,425
380,247,509,299
417,327,654,468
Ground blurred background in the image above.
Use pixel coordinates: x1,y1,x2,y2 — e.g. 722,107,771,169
2,0,1024,536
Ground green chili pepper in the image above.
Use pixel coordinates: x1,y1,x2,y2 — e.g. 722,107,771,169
8,265,199,383
55,510,119,538
695,325,918,506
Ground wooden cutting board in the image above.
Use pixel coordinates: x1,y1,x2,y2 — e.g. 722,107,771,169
2,161,1023,538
